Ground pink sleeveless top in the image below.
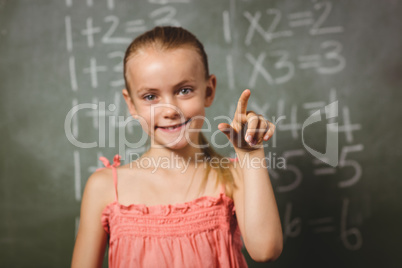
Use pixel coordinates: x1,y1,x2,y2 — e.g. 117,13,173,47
97,154,248,268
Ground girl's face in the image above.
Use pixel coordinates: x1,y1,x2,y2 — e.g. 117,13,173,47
122,47,216,150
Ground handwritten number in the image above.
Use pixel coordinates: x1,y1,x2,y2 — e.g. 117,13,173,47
272,50,295,84
150,6,180,27
102,16,131,44
318,41,346,74
310,1,343,35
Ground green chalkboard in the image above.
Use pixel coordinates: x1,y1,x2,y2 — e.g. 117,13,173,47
1,0,402,267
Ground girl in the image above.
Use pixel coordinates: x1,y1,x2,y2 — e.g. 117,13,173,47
71,26,282,267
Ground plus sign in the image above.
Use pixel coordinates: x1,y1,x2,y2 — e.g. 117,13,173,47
81,18,101,48
83,57,107,88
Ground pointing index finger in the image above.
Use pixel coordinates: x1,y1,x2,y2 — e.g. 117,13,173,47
234,89,251,123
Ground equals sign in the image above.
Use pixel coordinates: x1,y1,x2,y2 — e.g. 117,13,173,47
288,11,313,28
126,19,147,34
298,54,321,69
308,217,335,233
312,158,336,176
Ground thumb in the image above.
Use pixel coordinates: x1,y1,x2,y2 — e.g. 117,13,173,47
218,123,234,139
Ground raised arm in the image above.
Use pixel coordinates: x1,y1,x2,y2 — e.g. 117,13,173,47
71,170,114,268
218,89,283,262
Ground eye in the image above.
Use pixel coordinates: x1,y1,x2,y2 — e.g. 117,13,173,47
178,88,193,95
143,94,156,101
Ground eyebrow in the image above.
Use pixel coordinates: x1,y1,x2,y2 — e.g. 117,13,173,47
136,79,196,95
137,88,157,95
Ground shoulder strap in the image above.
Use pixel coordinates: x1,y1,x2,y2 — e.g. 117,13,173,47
96,154,121,202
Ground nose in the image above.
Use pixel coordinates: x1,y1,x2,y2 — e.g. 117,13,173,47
162,105,180,119
158,98,182,120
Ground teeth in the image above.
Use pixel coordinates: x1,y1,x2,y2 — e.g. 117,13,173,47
162,124,180,130
160,119,189,129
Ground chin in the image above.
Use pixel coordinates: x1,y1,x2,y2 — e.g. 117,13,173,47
155,136,195,150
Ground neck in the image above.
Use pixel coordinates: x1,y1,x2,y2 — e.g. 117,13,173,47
143,138,207,166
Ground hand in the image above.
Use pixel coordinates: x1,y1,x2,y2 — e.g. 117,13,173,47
218,89,275,152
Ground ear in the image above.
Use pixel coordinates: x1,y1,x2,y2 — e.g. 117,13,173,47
122,88,139,118
204,74,217,107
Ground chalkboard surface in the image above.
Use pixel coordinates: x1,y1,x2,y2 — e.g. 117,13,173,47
1,0,402,267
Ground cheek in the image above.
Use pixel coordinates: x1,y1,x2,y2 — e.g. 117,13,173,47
134,107,153,130
185,103,206,127
183,101,204,116
138,117,152,133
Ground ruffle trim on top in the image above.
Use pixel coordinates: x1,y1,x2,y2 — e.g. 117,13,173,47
101,191,236,234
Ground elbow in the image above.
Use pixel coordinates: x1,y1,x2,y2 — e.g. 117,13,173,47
249,240,283,263
267,243,283,262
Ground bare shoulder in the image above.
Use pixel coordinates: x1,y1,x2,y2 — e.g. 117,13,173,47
82,168,116,210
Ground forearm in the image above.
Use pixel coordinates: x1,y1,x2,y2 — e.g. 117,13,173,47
236,148,283,260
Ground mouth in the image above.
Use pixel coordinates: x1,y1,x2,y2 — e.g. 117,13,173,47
156,118,192,131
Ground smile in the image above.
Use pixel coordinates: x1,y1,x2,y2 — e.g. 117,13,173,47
156,118,192,132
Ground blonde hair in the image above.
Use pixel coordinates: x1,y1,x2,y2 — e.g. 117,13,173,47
124,26,237,197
